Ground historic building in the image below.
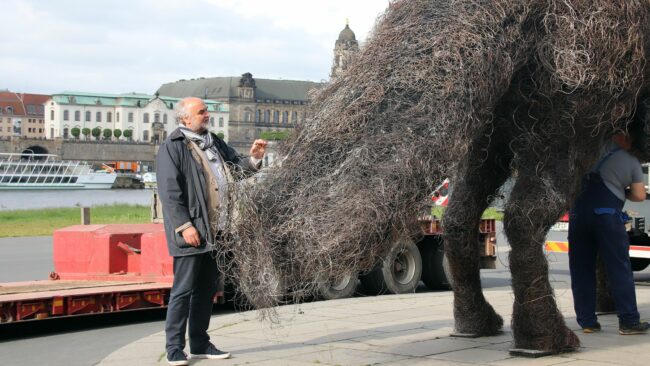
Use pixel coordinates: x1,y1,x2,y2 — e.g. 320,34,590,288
157,73,321,160
45,92,229,143
331,22,359,79
0,90,49,139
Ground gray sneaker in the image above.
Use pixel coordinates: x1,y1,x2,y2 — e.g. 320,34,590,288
619,321,650,335
190,343,231,360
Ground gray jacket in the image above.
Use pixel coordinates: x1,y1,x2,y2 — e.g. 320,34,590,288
156,128,260,257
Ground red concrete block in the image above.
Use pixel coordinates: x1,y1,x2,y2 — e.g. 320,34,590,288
53,224,163,281
140,227,173,282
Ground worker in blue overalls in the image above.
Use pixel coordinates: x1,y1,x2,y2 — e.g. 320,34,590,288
569,126,650,335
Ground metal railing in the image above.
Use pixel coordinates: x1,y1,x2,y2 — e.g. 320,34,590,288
0,152,92,187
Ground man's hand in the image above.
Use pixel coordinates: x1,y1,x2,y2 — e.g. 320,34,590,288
250,139,268,159
181,226,201,247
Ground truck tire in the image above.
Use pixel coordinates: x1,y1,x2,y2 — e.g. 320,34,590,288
317,273,358,300
420,239,452,290
360,239,422,295
628,230,650,272
631,258,650,272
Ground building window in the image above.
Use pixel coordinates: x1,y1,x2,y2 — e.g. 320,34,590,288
50,110,54,121
264,110,270,123
50,128,54,138
128,112,134,123
107,112,112,122
116,112,120,122
6,107,13,115
210,117,214,127
292,111,297,122
163,114,167,124
96,111,102,122
27,105,36,114
85,111,91,122
273,111,279,123
64,110,69,121
143,113,149,123
282,111,288,123
154,113,160,123
63,128,69,138
218,117,224,127
75,111,80,121
143,130,149,141
256,110,260,122
244,111,250,122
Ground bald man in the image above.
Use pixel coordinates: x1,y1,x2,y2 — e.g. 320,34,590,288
156,97,267,365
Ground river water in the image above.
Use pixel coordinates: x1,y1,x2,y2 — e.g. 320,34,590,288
0,189,154,211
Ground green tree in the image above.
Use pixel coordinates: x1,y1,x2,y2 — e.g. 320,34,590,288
82,128,91,140
102,128,113,140
113,128,122,140
91,127,102,140
70,127,80,139
123,129,133,141
216,132,225,139
260,130,290,141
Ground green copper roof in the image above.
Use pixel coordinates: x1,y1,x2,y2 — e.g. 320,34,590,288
51,92,227,112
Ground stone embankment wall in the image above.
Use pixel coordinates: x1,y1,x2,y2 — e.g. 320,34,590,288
0,137,159,168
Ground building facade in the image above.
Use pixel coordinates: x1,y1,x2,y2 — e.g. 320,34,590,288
45,92,229,143
0,91,49,139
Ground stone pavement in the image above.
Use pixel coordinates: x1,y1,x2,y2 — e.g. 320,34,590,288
99,283,650,366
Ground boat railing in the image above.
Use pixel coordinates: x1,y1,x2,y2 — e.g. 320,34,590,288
0,153,93,186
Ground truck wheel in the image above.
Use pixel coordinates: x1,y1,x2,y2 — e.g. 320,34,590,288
631,258,650,272
360,239,422,294
318,273,358,300
420,239,452,290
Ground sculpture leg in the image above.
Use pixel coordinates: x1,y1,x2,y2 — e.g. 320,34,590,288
443,133,510,336
504,170,580,352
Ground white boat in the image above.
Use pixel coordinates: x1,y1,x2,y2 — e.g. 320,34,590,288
141,172,157,188
0,153,117,190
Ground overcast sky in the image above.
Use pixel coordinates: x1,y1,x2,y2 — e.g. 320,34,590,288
1,0,390,95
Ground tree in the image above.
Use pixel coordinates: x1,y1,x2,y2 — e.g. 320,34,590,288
70,127,80,139
260,130,290,141
82,128,91,140
123,129,133,141
102,128,112,140
113,128,122,140
91,127,102,140
216,132,225,139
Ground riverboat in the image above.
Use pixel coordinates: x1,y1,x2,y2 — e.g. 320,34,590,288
0,153,117,190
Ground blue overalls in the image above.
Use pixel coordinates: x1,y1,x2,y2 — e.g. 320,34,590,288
568,148,640,328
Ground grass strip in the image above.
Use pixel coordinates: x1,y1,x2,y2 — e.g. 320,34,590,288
0,204,150,238
431,206,504,221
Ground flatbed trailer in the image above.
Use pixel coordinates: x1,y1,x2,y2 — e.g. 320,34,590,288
0,223,224,324
0,280,170,323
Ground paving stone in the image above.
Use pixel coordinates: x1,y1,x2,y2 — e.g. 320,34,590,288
428,347,511,364
287,347,411,365
383,338,484,357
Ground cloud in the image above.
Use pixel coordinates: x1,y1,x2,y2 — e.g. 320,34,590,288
0,0,389,94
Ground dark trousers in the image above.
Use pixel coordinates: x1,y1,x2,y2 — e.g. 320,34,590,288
568,213,640,327
165,252,219,353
